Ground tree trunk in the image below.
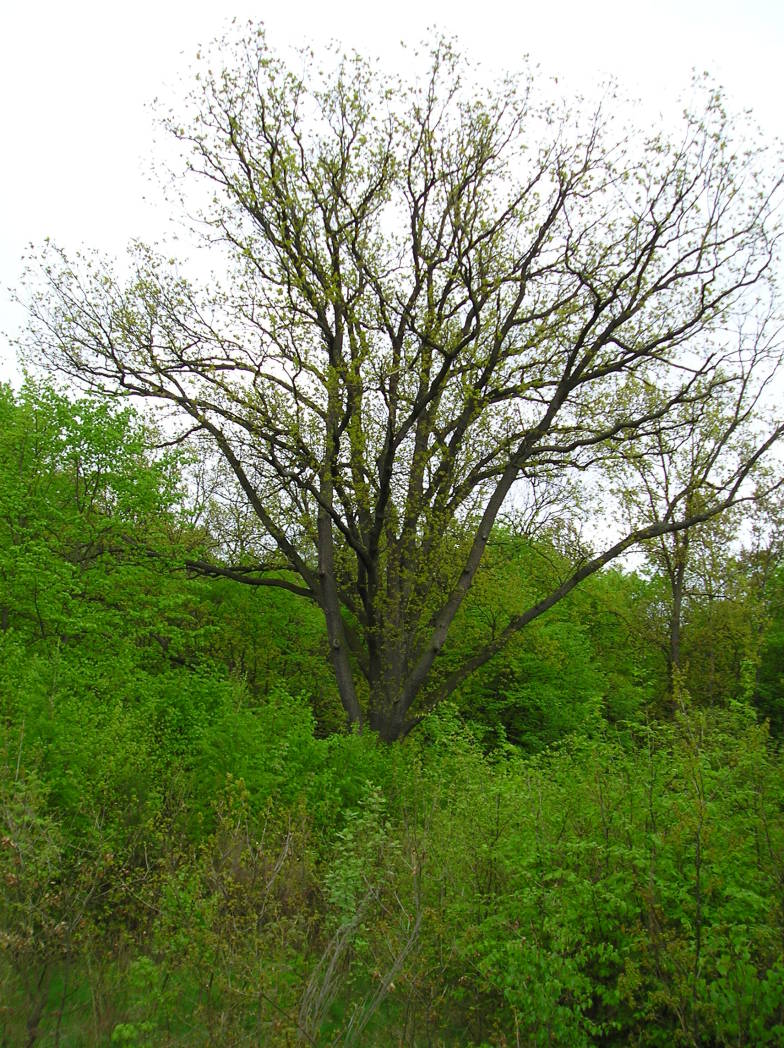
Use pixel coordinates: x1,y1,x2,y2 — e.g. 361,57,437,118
368,704,410,743
667,555,687,702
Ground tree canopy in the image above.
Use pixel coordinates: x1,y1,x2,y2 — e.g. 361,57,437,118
22,30,784,738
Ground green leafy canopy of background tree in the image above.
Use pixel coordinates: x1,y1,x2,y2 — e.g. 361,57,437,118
20,27,784,739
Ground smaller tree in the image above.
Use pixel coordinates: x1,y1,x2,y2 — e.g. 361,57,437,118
607,322,784,705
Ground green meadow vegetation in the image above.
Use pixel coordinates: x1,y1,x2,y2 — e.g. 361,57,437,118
5,27,784,1046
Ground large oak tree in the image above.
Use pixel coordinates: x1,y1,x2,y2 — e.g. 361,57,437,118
23,31,784,738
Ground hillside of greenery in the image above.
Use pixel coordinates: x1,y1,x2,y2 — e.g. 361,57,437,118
2,382,784,1046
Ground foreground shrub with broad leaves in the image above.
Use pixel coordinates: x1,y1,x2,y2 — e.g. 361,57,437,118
2,684,784,1045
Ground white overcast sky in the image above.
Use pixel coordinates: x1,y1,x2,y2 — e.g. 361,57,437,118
1,0,782,382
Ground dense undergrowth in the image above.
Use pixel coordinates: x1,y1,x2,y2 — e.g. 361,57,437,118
2,667,784,1045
